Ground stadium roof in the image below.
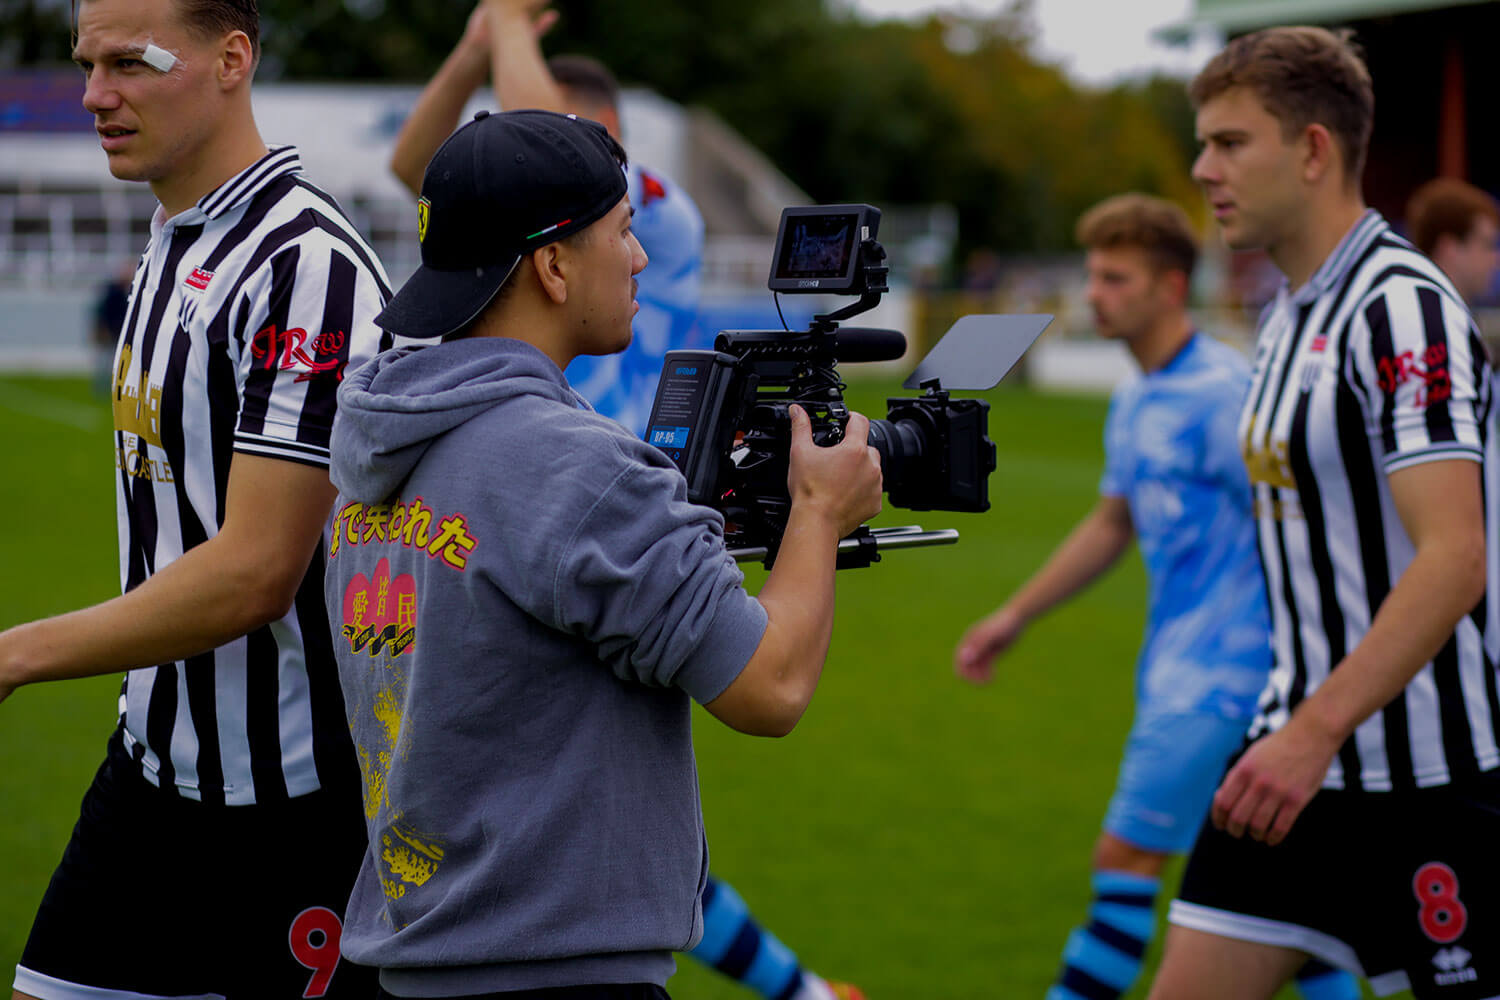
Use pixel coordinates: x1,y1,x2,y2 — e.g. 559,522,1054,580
1156,0,1494,43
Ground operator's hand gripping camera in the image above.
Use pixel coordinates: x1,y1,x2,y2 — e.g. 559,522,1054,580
646,204,1051,568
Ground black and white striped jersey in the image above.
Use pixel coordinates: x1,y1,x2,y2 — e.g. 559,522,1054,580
1240,209,1500,792
110,146,394,806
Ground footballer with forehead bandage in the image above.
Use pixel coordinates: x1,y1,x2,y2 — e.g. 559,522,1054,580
8,0,398,997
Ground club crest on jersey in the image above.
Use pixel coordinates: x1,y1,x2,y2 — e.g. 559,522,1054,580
417,197,431,244
1242,419,1296,491
184,266,214,291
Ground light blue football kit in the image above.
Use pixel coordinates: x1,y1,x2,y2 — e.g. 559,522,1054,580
1048,332,1360,1000
1096,331,1269,852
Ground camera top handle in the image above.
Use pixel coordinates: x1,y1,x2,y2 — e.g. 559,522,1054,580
808,235,889,333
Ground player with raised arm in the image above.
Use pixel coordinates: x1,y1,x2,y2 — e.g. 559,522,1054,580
391,0,704,439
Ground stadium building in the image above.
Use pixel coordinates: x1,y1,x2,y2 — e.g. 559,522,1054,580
0,72,941,371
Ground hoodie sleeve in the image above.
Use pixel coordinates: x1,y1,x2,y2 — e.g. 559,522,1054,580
546,440,768,706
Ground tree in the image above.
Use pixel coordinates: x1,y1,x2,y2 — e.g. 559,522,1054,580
0,0,72,65
3,0,1202,260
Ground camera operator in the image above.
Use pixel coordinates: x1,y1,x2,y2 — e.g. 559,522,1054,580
391,16,864,995
324,108,882,999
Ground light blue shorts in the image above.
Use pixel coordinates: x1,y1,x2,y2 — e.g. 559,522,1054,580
1101,709,1252,854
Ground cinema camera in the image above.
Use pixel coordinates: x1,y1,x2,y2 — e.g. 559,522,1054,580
646,204,1051,568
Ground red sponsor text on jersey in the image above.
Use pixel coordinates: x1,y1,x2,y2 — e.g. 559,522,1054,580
184,266,214,291
251,324,348,382
1376,343,1450,407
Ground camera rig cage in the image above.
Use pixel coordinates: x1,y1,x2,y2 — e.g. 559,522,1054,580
646,204,1050,568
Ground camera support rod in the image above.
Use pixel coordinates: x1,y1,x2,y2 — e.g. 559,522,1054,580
728,525,960,566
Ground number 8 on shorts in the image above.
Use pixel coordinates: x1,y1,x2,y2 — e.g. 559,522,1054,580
1413,862,1468,944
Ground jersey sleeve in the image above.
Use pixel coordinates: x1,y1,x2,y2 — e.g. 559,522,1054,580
630,167,705,305
232,233,389,468
1346,278,1490,474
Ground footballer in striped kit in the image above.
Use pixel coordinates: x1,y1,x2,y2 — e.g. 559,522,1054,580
1149,26,1500,1000
3,0,394,997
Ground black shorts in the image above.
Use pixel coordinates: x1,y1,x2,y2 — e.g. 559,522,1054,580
1170,768,1500,999
17,732,376,1000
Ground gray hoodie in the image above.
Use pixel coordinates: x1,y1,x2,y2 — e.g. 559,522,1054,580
324,337,767,994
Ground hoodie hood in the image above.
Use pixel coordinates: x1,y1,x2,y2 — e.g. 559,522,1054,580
332,337,584,502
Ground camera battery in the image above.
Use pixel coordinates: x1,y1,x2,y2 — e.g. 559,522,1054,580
646,350,742,505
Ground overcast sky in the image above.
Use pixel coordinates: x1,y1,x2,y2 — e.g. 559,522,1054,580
844,0,1223,85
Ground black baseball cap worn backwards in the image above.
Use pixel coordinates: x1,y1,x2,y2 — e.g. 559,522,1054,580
376,108,629,340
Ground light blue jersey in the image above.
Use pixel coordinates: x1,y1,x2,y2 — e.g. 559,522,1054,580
566,162,705,435
1100,332,1269,721
1070,333,1363,998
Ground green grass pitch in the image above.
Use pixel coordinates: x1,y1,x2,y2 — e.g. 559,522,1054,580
0,374,1386,998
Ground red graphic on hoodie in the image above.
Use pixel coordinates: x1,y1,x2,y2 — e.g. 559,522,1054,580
341,557,417,657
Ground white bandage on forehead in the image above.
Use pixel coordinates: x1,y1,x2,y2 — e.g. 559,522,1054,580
142,44,178,73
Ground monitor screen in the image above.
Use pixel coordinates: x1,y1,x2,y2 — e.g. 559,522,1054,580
773,213,860,281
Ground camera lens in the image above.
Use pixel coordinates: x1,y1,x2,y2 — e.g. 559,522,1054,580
866,417,925,487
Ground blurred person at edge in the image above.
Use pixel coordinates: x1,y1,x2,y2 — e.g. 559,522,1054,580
2,0,396,997
955,193,1361,1000
90,259,134,396
1405,177,1500,307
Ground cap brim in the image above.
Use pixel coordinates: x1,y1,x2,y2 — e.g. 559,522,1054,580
375,255,522,340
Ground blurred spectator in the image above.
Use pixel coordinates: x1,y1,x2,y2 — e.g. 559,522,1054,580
962,247,1003,296
1406,176,1500,306
90,259,132,396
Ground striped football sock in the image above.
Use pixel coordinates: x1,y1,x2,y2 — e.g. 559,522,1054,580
1045,870,1161,1000
690,875,821,1000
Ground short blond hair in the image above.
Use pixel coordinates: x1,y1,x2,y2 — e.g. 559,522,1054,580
1190,26,1374,184
1075,194,1199,278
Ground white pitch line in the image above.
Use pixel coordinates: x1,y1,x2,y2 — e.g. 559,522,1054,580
0,382,107,432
